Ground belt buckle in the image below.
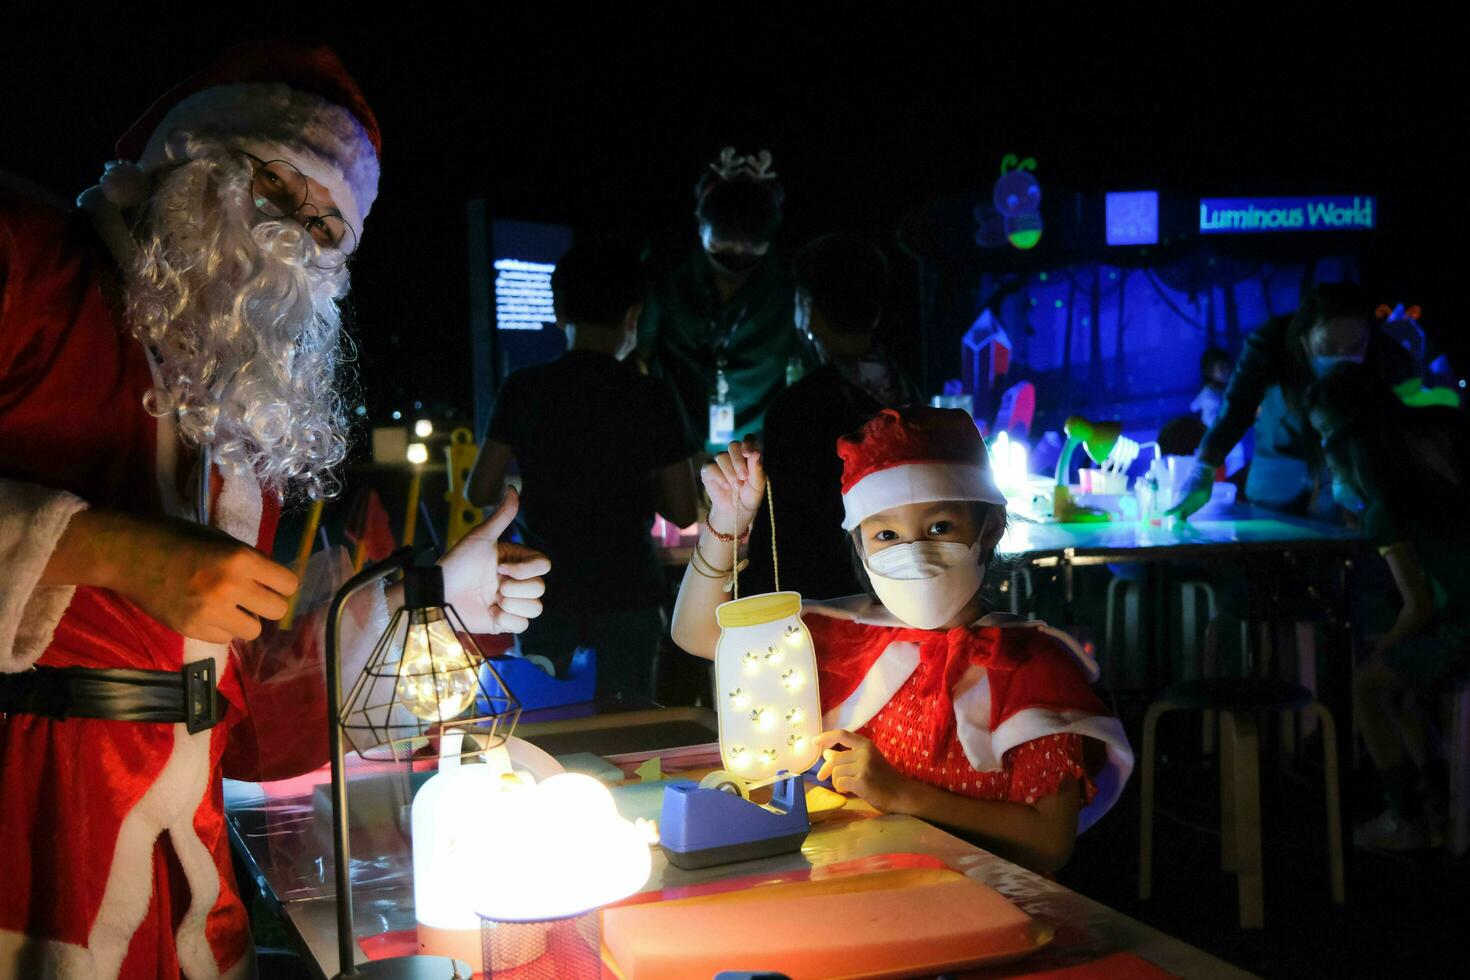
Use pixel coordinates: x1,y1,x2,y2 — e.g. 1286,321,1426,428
183,660,219,734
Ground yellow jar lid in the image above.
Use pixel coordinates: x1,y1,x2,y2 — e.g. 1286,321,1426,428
716,591,802,628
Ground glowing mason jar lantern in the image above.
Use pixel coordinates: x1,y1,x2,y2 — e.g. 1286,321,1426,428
395,612,479,722
714,592,821,782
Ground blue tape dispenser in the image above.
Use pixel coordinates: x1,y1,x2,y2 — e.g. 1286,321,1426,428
658,772,810,869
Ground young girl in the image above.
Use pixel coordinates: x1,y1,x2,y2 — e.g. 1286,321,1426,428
1306,365,1470,850
672,406,1132,873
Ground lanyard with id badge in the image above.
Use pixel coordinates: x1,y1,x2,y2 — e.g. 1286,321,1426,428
707,306,747,449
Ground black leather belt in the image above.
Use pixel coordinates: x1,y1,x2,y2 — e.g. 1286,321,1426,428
0,661,220,734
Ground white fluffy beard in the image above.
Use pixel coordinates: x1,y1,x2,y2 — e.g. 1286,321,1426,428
124,138,355,502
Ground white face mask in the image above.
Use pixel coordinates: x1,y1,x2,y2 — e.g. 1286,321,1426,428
863,539,985,630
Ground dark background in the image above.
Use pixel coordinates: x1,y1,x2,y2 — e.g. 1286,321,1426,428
2,6,1460,445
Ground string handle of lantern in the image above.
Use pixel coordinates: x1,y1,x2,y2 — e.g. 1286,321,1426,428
728,476,780,601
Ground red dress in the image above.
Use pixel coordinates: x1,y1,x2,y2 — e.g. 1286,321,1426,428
803,601,1131,829
859,662,1094,806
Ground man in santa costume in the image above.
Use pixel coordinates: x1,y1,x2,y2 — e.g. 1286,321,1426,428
0,42,548,978
673,407,1131,873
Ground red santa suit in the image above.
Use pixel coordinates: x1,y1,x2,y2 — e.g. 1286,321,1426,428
0,43,383,980
806,406,1132,829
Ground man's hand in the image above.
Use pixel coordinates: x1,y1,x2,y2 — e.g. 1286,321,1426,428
81,511,300,644
813,729,920,814
1164,458,1218,521
439,486,550,634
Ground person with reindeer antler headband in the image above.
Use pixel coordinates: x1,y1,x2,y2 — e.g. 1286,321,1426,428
636,146,814,453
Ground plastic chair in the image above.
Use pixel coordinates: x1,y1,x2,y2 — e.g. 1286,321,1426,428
1139,677,1345,928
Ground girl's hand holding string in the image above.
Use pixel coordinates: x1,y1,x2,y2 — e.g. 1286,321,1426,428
701,439,765,539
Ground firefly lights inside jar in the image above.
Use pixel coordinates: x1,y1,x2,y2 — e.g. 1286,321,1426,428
713,592,821,782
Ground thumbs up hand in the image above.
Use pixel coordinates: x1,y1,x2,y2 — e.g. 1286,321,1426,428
438,486,550,634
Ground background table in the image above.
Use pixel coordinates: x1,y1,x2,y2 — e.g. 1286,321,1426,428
1000,506,1366,754
225,764,1255,979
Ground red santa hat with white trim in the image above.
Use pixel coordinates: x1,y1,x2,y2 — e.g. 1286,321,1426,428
837,406,1006,530
111,40,380,248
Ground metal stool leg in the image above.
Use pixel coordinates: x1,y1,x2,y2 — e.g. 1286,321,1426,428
1139,700,1177,900
1296,621,1319,743
1105,576,1121,684
1220,711,1237,873
1450,683,1470,857
1227,712,1265,928
1125,583,1142,686
1180,582,1199,681
1306,702,1345,904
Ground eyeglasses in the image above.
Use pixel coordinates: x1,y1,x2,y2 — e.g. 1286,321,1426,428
242,152,357,268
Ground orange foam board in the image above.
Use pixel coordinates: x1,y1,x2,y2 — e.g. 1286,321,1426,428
602,868,1050,979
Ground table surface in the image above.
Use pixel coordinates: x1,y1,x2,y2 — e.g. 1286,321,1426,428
656,506,1363,570
225,763,1255,979
999,502,1364,564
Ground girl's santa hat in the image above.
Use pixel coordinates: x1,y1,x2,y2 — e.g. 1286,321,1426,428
110,40,380,245
837,406,1006,530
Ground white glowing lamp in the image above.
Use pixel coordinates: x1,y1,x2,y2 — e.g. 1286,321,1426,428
406,442,430,465
472,773,652,960
992,430,1031,493
714,592,822,782
414,419,434,439
412,741,535,967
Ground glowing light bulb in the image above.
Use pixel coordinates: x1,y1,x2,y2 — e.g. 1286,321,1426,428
729,746,750,769
786,707,804,726
1010,439,1028,482
406,442,429,465
786,733,806,751
414,419,434,438
781,669,804,691
765,645,783,664
395,616,478,721
742,651,760,672
784,625,803,645
728,687,750,709
751,707,776,730
759,748,778,766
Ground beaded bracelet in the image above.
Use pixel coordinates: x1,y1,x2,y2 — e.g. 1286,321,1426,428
704,514,749,543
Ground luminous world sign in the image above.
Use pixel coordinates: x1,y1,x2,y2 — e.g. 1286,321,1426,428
1198,196,1375,234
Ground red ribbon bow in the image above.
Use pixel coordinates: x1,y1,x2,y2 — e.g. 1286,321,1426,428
887,626,1031,756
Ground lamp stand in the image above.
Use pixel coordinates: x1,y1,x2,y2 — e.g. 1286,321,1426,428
325,549,468,980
